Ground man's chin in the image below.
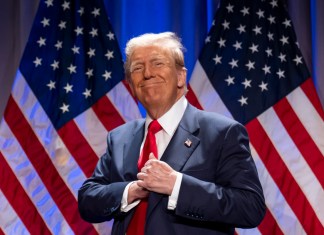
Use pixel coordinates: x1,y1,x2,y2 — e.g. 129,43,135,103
142,96,164,108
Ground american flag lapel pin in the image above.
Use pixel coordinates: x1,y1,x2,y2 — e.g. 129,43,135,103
184,138,192,148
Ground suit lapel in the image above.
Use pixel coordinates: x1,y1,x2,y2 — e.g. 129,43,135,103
160,127,200,171
146,104,201,219
122,120,145,181
162,104,200,171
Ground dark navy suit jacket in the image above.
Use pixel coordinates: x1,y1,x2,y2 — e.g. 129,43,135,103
78,104,266,235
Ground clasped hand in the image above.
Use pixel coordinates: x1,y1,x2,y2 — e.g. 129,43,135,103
128,153,177,204
137,153,177,195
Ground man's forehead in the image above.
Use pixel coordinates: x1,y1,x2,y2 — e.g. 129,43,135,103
131,46,171,60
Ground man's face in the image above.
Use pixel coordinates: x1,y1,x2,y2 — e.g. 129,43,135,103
128,45,186,116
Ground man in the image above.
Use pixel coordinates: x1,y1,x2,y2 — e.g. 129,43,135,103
78,32,266,235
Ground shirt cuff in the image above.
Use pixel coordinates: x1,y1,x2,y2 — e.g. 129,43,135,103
121,182,140,212
167,172,183,210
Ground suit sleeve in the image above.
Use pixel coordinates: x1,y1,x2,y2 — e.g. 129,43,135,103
175,122,266,228
77,132,129,223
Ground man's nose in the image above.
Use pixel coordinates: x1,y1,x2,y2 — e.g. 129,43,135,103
143,65,155,79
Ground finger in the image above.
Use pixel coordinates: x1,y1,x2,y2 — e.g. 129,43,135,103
137,179,150,189
144,158,153,167
137,172,145,180
140,166,147,173
137,180,145,188
149,153,156,160
144,153,158,167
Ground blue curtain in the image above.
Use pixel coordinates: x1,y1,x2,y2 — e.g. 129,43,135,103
310,0,324,104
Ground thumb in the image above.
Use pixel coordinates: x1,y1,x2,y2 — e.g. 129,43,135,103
149,153,156,159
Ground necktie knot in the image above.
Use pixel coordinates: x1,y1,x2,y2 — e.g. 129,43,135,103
137,119,162,170
148,120,162,135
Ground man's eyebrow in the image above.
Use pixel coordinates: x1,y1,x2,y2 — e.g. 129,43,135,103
131,56,168,64
150,57,166,61
131,60,143,64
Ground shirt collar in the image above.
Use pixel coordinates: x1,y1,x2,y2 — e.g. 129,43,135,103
145,96,188,136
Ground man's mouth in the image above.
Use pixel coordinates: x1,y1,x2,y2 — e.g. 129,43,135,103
139,81,164,87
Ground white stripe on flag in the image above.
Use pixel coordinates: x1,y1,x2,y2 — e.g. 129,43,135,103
287,86,324,155
74,107,108,158
0,189,30,235
258,107,324,225
107,81,142,121
236,227,261,235
93,220,114,235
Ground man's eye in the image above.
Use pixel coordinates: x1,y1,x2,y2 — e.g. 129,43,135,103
132,66,143,72
153,61,165,67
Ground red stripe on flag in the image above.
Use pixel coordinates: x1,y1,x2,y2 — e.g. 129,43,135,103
92,95,125,131
301,78,324,120
57,120,98,177
4,96,98,235
273,97,324,187
186,85,203,110
257,208,284,235
246,119,324,234
0,227,5,235
0,152,51,235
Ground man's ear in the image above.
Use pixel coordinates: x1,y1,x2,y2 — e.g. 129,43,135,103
177,67,187,88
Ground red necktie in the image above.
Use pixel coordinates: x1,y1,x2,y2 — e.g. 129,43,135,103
127,120,162,235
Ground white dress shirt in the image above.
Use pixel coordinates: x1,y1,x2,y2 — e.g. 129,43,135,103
121,96,188,212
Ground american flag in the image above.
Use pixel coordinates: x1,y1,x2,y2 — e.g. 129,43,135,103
0,0,141,234
187,0,324,234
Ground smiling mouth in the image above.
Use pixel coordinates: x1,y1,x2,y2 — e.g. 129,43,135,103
139,81,165,87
